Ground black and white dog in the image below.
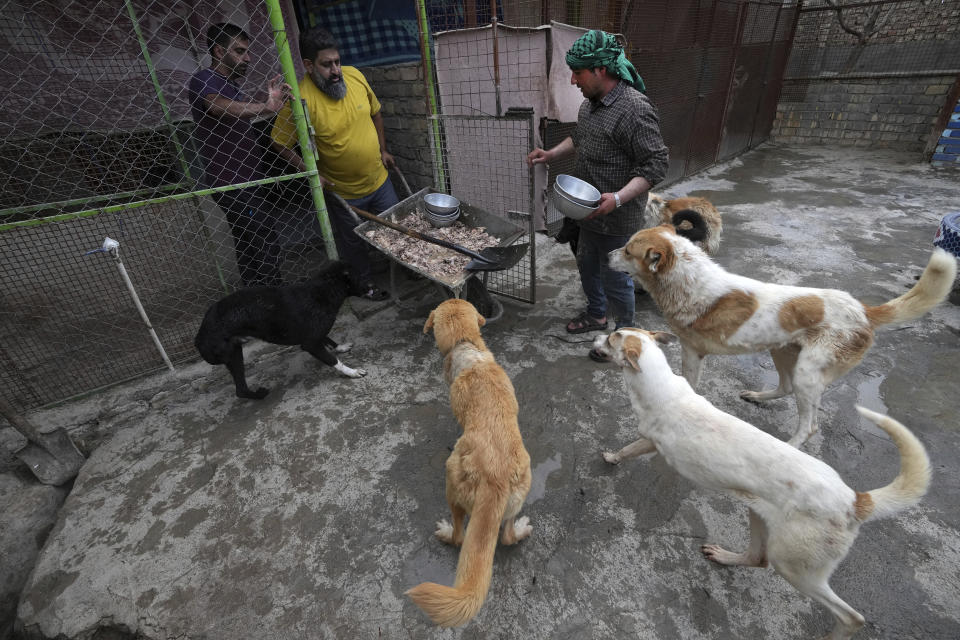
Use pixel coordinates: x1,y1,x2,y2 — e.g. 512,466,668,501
194,260,369,399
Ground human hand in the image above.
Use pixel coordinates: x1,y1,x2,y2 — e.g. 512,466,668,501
265,74,292,112
526,148,550,167
318,174,334,188
381,150,396,170
585,193,618,220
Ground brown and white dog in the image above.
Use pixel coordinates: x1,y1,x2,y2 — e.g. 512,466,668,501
594,328,931,640
408,299,533,627
610,225,956,446
645,194,723,255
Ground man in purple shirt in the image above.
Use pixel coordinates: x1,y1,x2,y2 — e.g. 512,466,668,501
188,23,293,287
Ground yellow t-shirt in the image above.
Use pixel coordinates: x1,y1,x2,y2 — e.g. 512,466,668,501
272,66,388,199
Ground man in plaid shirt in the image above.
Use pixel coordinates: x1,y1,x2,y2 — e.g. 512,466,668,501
528,30,668,361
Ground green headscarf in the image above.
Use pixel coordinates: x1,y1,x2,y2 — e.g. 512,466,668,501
565,30,646,93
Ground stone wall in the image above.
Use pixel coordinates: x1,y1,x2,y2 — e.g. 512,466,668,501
771,1,959,152
359,62,434,197
772,75,955,150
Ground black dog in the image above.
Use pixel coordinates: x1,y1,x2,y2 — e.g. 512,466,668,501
194,260,370,399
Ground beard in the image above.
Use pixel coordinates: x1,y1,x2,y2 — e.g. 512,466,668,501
311,70,347,100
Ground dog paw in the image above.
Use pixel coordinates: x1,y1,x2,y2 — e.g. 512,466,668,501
602,451,621,465
238,387,269,400
701,544,762,566
334,361,367,378
335,342,353,353
513,516,533,541
434,519,455,543
739,390,763,404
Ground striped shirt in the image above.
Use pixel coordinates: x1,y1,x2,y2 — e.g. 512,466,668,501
573,80,669,236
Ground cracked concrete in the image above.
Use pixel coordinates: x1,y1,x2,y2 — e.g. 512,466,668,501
3,143,960,640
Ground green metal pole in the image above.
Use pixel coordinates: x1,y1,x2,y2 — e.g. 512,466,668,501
416,0,447,191
125,0,229,292
0,183,185,219
0,173,315,232
264,0,338,260
124,0,194,183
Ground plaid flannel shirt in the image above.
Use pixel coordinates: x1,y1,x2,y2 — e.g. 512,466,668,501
573,81,669,236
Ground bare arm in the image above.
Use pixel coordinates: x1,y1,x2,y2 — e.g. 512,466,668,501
203,74,290,119
526,136,575,167
587,176,653,220
270,140,307,172
371,111,395,170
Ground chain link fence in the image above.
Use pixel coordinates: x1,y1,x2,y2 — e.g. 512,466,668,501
0,0,334,411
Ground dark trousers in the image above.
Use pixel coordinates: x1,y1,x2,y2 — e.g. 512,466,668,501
327,178,400,283
212,187,282,287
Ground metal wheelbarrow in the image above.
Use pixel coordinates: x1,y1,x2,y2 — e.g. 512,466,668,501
351,187,527,321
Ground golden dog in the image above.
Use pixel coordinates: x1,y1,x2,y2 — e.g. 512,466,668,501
610,225,956,446
407,299,532,627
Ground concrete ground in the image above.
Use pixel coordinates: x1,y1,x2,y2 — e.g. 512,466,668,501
3,143,960,640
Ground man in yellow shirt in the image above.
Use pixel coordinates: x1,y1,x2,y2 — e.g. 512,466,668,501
272,27,397,301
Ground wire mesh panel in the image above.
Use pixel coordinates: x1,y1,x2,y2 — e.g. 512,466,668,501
434,111,536,303
787,0,960,80
0,0,327,410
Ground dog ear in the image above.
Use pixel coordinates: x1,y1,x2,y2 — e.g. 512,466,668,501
646,249,662,272
476,309,486,328
650,331,677,346
622,335,643,370
624,346,642,370
423,310,435,334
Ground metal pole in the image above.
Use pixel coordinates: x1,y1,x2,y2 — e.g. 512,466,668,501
491,5,502,117
100,238,175,373
264,0,338,259
0,172,316,232
124,0,230,292
123,0,194,184
416,0,448,191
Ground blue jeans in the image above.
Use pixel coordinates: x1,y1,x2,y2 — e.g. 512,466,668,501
576,227,635,329
328,178,400,282
346,177,399,213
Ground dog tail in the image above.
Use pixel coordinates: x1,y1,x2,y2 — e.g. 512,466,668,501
671,209,709,245
406,488,506,627
864,249,956,328
854,405,931,522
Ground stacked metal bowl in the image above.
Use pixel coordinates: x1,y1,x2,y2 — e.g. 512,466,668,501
552,174,601,220
423,193,461,228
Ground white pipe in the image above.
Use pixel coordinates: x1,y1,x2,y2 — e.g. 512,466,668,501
101,237,175,372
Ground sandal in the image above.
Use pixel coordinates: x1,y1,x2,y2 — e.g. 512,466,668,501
588,347,611,363
566,311,608,334
361,285,390,301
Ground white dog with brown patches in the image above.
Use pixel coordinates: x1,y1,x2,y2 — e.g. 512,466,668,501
610,225,956,446
408,299,532,627
594,328,931,640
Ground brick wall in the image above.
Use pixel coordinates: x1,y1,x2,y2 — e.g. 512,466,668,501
771,75,954,150
359,62,433,197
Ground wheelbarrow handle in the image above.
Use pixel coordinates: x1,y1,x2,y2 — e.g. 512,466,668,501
329,192,495,264
392,165,413,198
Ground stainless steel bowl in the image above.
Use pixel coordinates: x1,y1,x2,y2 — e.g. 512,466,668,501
555,174,601,206
425,206,461,228
423,192,461,215
552,184,597,220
